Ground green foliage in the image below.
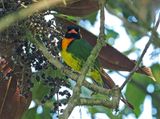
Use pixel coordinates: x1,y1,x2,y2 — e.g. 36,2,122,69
31,80,50,100
41,65,65,79
125,73,153,117
151,64,160,118
151,64,160,83
31,66,67,100
22,107,38,119
152,87,160,118
88,106,122,119
83,11,98,25
125,27,144,42
123,47,138,55
105,28,119,45
22,106,52,119
1,0,159,119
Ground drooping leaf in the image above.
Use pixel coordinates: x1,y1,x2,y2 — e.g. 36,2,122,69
31,79,50,100
83,11,98,25
22,102,53,119
151,64,160,83
152,86,160,118
125,73,152,117
22,107,40,119
123,47,138,56
150,64,160,118
39,106,52,119
88,106,122,119
106,28,119,40
105,28,119,45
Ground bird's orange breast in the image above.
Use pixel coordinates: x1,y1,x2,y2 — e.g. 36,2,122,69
61,38,74,50
61,38,81,71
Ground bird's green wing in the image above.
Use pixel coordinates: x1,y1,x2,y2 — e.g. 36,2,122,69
67,39,99,67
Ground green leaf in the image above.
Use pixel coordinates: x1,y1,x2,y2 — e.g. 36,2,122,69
125,73,152,117
106,29,119,39
31,65,69,100
88,106,122,119
83,11,98,25
22,106,52,119
126,28,143,42
43,65,65,79
22,107,38,119
152,88,160,118
151,64,160,83
105,29,119,45
123,47,137,55
31,80,50,100
151,63,160,118
39,106,52,119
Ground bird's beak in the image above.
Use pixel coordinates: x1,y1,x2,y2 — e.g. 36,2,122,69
68,29,78,34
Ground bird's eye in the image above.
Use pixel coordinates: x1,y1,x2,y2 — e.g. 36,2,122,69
67,26,72,31
75,27,79,32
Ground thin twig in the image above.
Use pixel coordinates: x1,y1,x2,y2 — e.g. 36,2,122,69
120,13,160,90
56,92,60,118
105,5,147,36
1,0,5,9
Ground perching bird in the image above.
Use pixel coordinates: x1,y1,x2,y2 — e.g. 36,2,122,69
59,25,115,88
59,25,133,109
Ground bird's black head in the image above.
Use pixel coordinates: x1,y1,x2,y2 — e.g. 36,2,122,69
65,25,81,39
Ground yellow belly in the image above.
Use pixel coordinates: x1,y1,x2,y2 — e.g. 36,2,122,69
61,49,102,86
61,49,81,71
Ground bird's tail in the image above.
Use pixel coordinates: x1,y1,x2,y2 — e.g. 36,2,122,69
100,68,115,89
100,68,134,109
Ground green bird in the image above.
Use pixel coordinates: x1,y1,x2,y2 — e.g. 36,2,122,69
59,25,133,109
59,25,114,88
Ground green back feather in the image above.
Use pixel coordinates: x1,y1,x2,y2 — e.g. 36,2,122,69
67,39,99,68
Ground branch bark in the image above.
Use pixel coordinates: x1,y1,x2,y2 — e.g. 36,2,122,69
60,0,107,118
0,0,80,32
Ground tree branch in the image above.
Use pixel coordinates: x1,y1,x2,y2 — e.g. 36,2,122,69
120,13,160,90
0,0,80,32
26,30,114,96
78,91,119,109
76,86,120,109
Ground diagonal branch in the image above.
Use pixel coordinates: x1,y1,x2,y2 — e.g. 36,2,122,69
0,0,80,32
60,0,106,118
26,30,113,96
120,13,160,90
